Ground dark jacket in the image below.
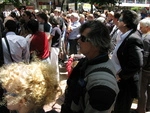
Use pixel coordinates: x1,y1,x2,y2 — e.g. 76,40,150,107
117,30,143,98
142,34,150,71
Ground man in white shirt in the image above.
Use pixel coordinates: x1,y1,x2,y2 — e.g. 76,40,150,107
2,19,30,64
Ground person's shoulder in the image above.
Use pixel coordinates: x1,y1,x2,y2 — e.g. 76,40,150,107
44,23,51,28
54,27,61,32
36,31,46,35
129,30,142,40
145,34,150,39
16,35,25,39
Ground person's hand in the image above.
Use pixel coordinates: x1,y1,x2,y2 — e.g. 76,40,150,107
70,54,75,58
116,74,121,82
67,18,71,23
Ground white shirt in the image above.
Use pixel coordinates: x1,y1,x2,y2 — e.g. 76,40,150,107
111,29,133,73
2,32,30,64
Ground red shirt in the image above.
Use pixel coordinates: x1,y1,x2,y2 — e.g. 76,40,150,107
30,31,49,59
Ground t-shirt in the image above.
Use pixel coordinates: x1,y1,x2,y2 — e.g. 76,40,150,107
51,27,62,48
30,31,49,59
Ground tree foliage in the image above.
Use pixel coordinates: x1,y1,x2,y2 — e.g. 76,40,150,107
77,0,117,5
5,0,30,7
5,0,21,7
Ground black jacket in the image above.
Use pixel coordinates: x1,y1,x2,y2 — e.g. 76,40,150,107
117,30,143,98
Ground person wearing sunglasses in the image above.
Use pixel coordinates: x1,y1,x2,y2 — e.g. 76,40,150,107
111,10,143,113
0,61,60,113
61,20,119,113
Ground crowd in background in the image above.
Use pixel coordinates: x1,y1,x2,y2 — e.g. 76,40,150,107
0,6,150,113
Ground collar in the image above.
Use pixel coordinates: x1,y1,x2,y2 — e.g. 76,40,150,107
87,53,109,65
120,29,133,41
6,32,16,36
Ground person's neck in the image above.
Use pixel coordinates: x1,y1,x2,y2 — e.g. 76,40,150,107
146,31,150,34
86,49,101,60
122,27,130,34
17,108,29,113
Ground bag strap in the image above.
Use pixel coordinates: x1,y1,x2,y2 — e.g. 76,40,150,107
4,37,14,62
86,67,115,78
0,38,4,66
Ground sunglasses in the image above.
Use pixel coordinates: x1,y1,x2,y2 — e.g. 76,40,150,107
79,35,90,42
118,18,123,22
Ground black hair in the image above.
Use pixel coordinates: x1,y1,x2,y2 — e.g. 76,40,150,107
79,20,110,53
114,12,121,19
49,16,59,26
37,12,48,23
121,10,140,30
5,20,17,32
27,19,39,34
24,11,32,19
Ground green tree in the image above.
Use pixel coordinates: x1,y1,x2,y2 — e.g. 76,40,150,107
5,0,30,8
5,0,21,7
77,0,118,12
77,0,117,5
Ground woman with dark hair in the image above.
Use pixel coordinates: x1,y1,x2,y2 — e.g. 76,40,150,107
111,10,144,113
61,20,119,113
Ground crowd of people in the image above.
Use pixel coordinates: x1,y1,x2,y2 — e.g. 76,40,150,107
0,6,149,113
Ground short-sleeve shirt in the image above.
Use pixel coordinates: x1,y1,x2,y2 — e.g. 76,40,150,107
51,26,62,48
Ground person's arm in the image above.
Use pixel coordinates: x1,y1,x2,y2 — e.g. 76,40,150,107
67,19,72,33
46,32,51,40
49,28,55,41
66,54,74,77
143,38,150,67
84,72,118,113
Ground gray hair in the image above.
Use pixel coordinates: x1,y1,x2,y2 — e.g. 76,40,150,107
139,17,150,27
71,12,80,21
79,20,110,53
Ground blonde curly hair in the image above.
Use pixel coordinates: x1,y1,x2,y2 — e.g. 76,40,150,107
0,61,59,111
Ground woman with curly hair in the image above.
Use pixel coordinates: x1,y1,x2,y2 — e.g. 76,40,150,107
0,61,60,113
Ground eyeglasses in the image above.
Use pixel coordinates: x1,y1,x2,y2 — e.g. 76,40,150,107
3,90,18,97
79,35,90,42
118,18,123,22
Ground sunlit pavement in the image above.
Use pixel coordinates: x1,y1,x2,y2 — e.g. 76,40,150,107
131,100,150,113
